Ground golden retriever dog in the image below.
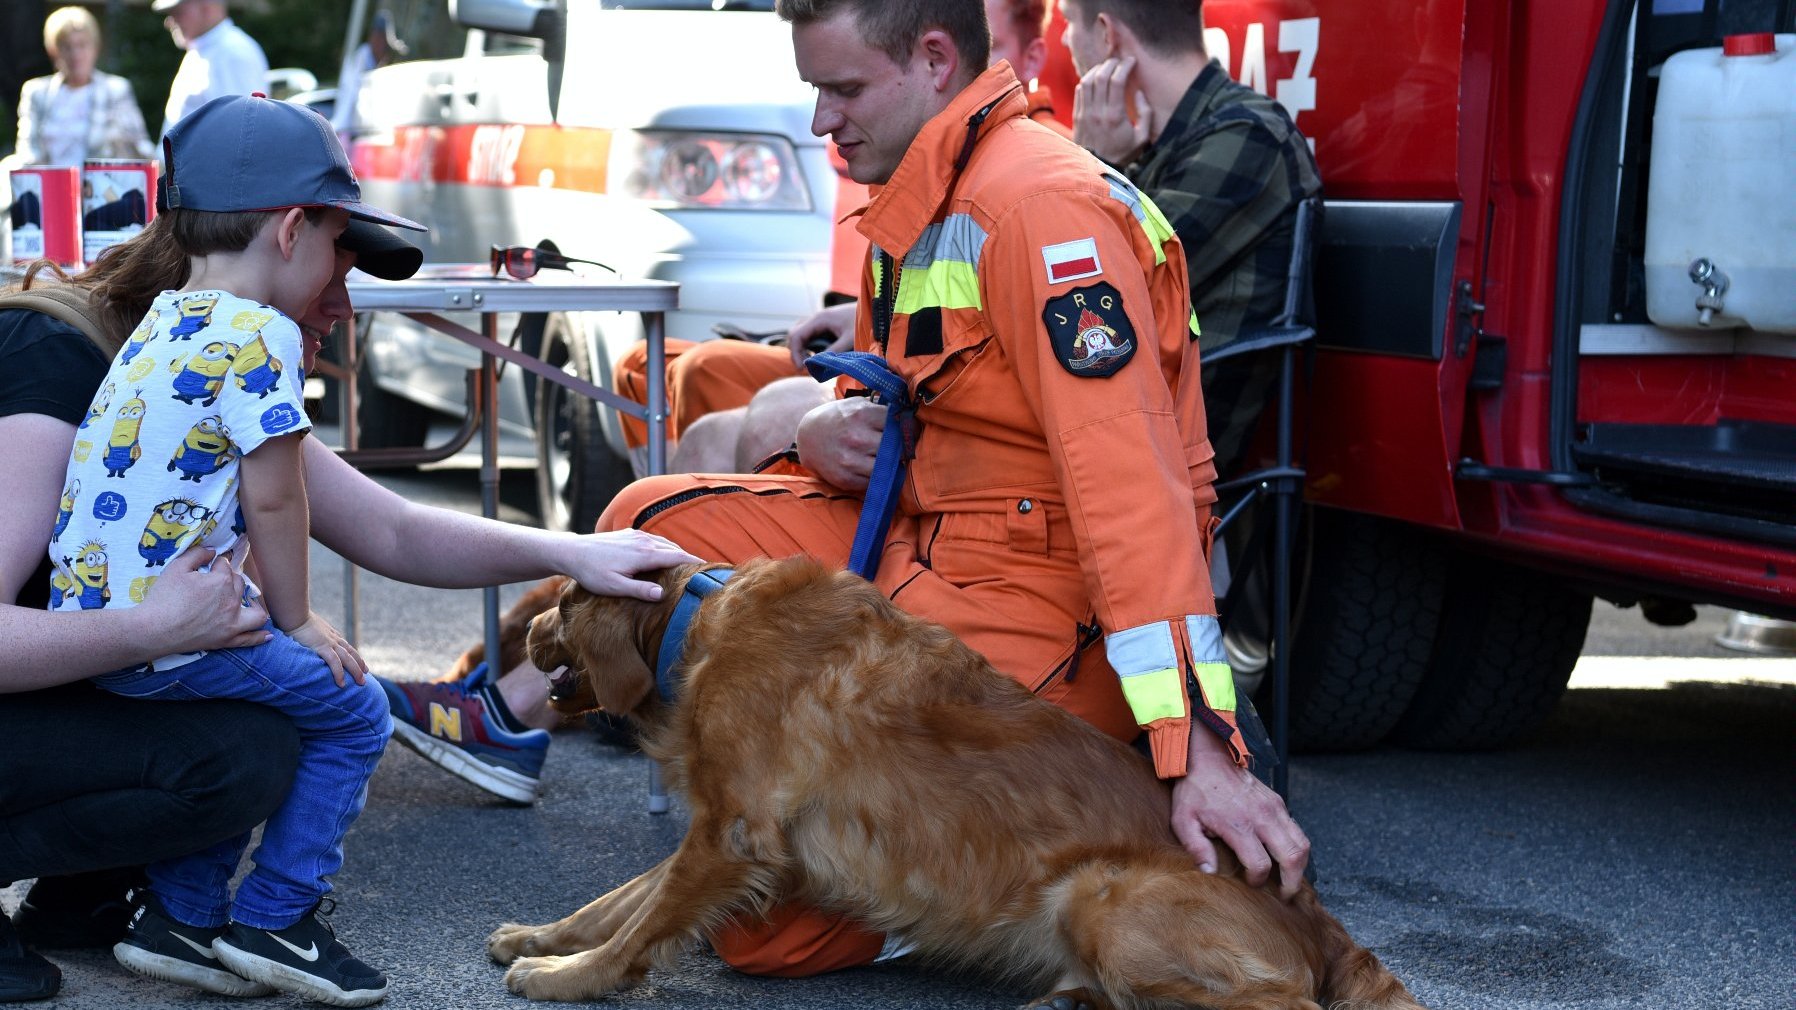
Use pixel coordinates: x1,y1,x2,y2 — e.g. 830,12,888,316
488,557,1427,1010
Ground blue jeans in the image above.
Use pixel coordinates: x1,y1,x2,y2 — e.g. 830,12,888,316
93,628,392,930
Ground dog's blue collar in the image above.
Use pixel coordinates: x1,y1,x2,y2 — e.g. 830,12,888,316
652,568,735,703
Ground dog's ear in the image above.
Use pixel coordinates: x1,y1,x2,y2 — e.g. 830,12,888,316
566,593,659,717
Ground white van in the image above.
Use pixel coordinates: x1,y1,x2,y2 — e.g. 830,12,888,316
342,0,835,529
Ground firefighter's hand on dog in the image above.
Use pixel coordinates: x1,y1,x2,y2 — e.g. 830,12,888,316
561,530,700,603
795,396,885,492
1172,722,1312,900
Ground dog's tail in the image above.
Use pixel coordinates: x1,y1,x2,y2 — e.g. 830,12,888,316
1313,899,1429,1010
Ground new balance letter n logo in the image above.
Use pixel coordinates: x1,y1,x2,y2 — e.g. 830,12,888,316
428,702,462,742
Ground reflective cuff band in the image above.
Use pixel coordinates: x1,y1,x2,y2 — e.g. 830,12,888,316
1185,615,1235,713
1193,662,1235,714
1107,621,1177,677
1108,621,1190,728
1119,667,1185,723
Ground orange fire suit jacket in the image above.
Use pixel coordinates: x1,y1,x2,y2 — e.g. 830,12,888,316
596,63,1244,978
605,64,1243,775
844,63,1241,777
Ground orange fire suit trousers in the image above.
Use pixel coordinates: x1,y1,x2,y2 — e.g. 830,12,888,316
612,338,796,449
596,471,1142,978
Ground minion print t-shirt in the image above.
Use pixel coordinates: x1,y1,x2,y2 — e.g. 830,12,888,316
46,289,311,651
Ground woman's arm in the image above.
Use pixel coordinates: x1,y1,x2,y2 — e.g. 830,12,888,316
15,76,45,164
303,439,698,599
0,413,268,690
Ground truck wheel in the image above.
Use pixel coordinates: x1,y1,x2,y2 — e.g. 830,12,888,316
1279,509,1448,751
1390,554,1592,750
533,314,632,533
352,324,433,449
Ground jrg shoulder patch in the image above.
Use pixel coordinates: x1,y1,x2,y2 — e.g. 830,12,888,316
1042,282,1136,377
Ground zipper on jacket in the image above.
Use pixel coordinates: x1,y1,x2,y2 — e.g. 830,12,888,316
1032,618,1103,694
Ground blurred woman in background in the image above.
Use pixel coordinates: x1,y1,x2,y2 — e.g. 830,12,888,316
15,6,154,166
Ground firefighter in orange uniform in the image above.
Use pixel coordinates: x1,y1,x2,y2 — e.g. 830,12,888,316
596,0,1309,978
610,0,1071,465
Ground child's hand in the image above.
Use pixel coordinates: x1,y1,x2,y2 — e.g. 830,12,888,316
289,612,369,687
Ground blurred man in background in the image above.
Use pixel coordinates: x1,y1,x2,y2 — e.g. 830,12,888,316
155,0,267,136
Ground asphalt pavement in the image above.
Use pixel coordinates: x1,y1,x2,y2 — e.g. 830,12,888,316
8,463,1792,1010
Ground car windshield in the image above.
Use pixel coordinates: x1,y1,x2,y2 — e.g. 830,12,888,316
601,1,775,9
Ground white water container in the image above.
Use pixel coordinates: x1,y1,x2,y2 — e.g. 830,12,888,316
1644,33,1796,334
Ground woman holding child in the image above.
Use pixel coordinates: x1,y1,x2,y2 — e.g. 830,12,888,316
0,96,697,1005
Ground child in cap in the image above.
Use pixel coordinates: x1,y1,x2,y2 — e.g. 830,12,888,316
45,93,425,1008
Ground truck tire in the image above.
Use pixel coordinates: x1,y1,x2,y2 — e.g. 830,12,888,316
533,313,632,533
1280,509,1448,751
352,323,433,449
1390,554,1592,751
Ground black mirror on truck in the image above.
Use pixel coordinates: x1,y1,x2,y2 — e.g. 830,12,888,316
448,0,568,121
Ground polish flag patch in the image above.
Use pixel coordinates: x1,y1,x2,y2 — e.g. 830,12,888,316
1042,238,1103,285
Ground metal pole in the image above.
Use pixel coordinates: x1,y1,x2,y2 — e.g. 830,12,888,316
1271,345,1296,799
480,312,502,678
645,311,667,476
340,0,372,90
644,309,671,815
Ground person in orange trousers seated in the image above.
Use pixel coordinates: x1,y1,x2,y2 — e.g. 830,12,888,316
598,0,1308,976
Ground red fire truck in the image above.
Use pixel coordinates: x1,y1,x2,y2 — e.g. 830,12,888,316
343,0,1792,753
1197,0,1795,751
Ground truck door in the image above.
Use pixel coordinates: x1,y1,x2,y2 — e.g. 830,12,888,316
1204,0,1495,531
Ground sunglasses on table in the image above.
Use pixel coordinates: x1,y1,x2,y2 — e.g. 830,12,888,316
489,245,616,280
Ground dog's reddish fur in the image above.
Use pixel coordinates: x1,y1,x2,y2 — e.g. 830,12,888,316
488,557,1427,1010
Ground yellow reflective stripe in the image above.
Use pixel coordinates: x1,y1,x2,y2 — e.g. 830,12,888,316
894,258,982,314
1104,173,1177,266
1184,616,1233,713
1118,667,1185,724
869,243,885,299
1188,308,1202,339
1139,191,1177,264
1193,661,1236,714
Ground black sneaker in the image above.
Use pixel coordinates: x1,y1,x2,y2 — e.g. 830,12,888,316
112,893,273,997
212,901,388,1007
0,911,59,1003
12,868,145,948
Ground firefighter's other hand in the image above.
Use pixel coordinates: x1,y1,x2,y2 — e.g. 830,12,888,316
795,395,884,492
787,303,858,370
1170,721,1311,901
1073,56,1151,166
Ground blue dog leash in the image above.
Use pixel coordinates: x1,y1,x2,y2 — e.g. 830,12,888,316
652,567,735,702
804,350,916,581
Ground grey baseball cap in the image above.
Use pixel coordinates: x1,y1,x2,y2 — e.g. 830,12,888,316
158,94,426,232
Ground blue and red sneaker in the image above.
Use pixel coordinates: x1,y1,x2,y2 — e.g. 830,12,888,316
377,664,550,803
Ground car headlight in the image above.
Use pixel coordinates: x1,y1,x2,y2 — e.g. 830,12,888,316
610,130,811,211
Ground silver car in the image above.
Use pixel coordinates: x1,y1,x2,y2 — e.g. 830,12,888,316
342,0,835,529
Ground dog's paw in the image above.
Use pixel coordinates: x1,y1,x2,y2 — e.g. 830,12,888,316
504,952,634,1002
1022,988,1113,1010
487,922,546,964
